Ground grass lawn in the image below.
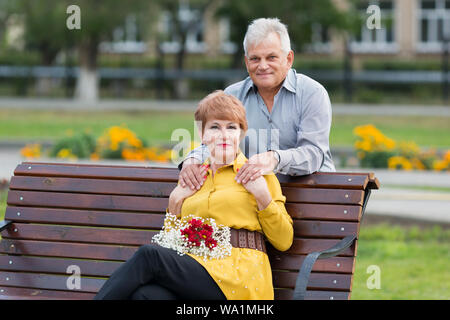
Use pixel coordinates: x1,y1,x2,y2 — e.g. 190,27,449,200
352,223,450,300
1,109,449,148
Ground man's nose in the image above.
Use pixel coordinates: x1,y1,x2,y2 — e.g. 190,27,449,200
258,59,269,70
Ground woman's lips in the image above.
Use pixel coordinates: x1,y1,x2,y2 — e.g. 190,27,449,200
218,144,230,148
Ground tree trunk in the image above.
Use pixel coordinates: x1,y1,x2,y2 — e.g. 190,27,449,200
174,32,189,99
75,38,99,103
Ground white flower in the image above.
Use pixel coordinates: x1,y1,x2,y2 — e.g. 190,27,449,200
152,213,232,261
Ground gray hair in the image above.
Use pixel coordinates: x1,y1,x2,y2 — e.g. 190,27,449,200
243,18,291,57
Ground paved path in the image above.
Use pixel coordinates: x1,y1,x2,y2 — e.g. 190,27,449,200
0,97,449,116
1,148,449,225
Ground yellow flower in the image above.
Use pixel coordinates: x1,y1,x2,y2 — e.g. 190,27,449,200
410,158,426,170
388,156,413,171
433,160,448,171
20,143,41,159
444,150,450,163
56,148,77,160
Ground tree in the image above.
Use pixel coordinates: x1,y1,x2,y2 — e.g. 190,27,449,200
155,0,217,99
66,0,152,102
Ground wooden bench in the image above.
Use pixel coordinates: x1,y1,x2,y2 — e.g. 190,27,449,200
0,161,379,300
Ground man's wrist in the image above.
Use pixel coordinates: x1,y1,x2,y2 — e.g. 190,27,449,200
270,150,281,171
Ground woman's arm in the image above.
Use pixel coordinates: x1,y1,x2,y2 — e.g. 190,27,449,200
251,175,294,252
167,185,198,216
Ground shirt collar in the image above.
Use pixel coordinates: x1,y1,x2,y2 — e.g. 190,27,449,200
202,150,247,173
244,68,297,95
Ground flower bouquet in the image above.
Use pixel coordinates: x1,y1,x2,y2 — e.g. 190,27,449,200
152,214,232,261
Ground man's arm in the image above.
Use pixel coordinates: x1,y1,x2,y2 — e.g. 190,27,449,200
274,85,334,176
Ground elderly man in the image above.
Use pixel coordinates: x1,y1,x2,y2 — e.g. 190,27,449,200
179,17,335,190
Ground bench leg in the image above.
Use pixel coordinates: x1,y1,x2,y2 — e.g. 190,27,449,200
292,235,356,300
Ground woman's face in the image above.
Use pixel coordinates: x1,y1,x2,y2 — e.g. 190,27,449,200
201,119,242,165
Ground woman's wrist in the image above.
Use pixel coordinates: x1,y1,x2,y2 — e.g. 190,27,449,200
168,190,185,215
254,190,272,211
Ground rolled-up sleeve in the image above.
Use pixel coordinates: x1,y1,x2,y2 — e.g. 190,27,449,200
275,85,332,176
257,174,293,252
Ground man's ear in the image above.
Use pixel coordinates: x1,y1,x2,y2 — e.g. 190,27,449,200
286,50,294,68
244,55,250,72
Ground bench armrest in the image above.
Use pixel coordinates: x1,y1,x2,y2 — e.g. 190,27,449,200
292,235,357,300
0,220,12,232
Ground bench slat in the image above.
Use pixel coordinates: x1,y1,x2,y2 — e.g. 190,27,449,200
10,176,177,197
7,188,364,210
15,163,180,182
282,187,364,205
274,289,349,300
5,206,165,230
269,255,354,274
1,219,358,246
0,239,137,261
276,173,368,190
272,271,352,291
1,223,157,246
5,204,361,230
0,271,104,293
286,203,361,221
0,255,120,277
293,220,359,238
0,238,355,262
0,254,354,277
0,270,350,293
17,162,374,190
7,190,168,213
0,286,95,300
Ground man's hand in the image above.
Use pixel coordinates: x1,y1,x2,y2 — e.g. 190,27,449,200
179,158,209,190
235,151,278,184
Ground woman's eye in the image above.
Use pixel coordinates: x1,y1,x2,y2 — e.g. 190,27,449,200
228,126,237,129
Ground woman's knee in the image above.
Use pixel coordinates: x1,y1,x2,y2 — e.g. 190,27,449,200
135,244,159,259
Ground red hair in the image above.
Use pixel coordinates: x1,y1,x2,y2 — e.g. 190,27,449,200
195,90,248,135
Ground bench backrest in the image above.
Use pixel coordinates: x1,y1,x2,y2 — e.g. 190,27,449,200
0,162,378,300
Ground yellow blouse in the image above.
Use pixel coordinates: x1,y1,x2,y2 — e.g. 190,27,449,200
174,152,294,300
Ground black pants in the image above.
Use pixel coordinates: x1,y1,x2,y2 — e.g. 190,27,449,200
94,244,226,300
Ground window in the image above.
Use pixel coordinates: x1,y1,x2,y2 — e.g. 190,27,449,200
159,2,206,54
100,15,147,54
305,23,332,53
351,0,398,53
417,0,450,52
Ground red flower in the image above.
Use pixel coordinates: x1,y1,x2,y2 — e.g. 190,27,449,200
180,218,217,250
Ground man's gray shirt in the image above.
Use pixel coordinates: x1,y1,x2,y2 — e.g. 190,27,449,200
183,68,336,176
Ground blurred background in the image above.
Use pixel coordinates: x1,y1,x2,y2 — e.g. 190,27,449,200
0,0,449,299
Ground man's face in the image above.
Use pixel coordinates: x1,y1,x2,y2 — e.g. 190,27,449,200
244,32,294,94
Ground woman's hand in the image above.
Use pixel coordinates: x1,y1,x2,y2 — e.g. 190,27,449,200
241,176,272,211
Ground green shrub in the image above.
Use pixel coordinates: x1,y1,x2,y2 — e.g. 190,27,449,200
48,131,96,159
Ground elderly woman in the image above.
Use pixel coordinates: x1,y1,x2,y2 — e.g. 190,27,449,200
95,91,293,300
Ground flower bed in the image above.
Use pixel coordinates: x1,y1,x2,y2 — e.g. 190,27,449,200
20,125,173,163
354,124,450,171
